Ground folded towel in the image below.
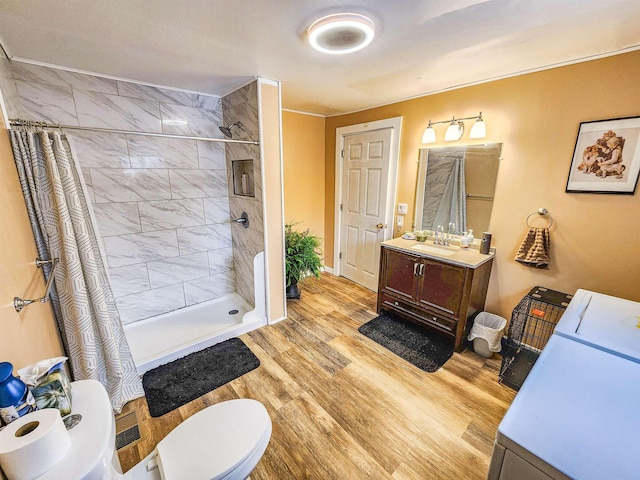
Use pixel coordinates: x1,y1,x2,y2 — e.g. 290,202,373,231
515,227,550,269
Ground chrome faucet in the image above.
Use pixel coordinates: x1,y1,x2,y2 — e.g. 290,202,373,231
446,222,456,246
435,225,444,245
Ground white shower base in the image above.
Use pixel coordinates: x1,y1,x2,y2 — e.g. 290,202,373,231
124,294,266,374
124,252,268,374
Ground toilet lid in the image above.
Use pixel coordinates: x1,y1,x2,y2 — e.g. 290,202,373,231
156,399,271,480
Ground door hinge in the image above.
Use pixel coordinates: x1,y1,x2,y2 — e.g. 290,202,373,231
340,203,343,211
341,149,344,158
339,252,342,259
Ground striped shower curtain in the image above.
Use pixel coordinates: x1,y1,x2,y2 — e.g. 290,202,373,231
9,127,143,413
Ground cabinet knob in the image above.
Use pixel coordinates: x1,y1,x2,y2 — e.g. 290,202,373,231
394,301,399,306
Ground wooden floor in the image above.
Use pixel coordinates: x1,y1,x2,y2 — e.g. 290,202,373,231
117,273,515,479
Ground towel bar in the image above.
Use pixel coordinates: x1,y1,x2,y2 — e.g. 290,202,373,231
466,193,494,200
526,208,553,228
14,258,59,312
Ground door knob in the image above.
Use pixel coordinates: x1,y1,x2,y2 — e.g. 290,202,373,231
375,223,386,229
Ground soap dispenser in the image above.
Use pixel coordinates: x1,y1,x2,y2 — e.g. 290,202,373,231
465,230,474,247
461,231,470,248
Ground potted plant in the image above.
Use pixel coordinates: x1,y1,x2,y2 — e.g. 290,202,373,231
284,223,323,299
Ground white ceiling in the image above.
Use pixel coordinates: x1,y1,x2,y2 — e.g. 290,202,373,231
1,0,639,116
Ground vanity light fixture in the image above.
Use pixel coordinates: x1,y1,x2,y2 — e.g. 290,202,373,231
307,13,375,55
421,112,487,144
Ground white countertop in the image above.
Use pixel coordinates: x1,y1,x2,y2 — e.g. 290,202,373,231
382,236,494,268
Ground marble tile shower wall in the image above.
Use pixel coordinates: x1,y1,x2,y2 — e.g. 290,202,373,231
223,81,264,307
0,59,21,118
3,61,239,323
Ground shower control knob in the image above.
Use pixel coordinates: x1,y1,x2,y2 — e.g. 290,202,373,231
235,212,249,228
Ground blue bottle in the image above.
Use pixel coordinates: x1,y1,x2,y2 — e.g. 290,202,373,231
0,361,37,425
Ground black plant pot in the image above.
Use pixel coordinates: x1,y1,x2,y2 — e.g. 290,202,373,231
286,281,301,300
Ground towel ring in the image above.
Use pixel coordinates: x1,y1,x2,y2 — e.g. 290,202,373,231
526,208,553,228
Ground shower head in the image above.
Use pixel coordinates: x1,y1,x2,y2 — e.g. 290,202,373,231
219,121,243,139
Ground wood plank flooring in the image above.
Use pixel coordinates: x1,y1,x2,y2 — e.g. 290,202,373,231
117,273,515,479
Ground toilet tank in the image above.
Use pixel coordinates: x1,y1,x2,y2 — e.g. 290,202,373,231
38,380,118,480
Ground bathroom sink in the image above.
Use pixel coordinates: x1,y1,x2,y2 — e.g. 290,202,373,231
411,243,458,256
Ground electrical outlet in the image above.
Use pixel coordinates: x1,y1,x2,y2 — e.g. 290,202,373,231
397,215,404,227
397,203,408,215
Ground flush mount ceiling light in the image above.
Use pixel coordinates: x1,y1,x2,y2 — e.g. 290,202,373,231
421,112,487,144
307,13,375,55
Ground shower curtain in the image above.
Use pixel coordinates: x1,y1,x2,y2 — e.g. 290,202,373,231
9,127,143,413
423,149,467,232
434,154,466,232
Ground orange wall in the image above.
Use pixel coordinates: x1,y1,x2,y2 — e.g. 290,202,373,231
0,114,64,368
282,111,326,245
323,50,640,318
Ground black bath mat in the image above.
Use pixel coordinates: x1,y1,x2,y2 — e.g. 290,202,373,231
358,313,454,372
142,338,260,417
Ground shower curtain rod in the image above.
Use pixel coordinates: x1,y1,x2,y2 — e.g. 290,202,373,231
8,118,260,145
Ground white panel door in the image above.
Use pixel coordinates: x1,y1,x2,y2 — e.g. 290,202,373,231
339,128,392,290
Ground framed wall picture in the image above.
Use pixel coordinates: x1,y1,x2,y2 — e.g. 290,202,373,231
566,116,640,194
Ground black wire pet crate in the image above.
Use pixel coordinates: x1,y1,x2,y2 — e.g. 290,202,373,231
499,286,573,391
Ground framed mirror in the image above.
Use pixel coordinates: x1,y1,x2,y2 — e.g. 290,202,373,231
414,143,501,234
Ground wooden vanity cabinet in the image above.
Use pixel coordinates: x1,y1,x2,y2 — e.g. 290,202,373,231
377,245,493,352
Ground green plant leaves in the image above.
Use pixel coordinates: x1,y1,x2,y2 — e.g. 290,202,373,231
285,223,323,287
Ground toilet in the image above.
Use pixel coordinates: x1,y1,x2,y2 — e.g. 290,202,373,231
34,379,272,480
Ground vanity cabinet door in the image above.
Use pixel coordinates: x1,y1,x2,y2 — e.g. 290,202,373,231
417,259,466,317
379,248,419,302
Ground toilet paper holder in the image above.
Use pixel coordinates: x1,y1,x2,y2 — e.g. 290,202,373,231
14,258,59,313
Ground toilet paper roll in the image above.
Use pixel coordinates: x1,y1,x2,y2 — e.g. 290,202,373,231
0,409,70,480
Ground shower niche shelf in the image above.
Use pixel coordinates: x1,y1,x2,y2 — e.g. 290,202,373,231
232,159,255,197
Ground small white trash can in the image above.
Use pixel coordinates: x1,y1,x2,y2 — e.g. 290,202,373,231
468,312,507,358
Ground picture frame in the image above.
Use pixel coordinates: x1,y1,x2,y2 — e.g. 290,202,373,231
566,116,640,194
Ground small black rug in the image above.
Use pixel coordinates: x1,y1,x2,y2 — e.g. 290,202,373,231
358,313,455,372
142,338,260,417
